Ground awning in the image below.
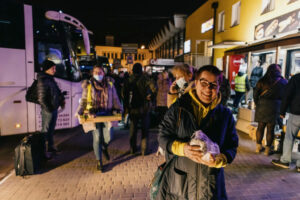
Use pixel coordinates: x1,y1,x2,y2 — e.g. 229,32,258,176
208,41,246,49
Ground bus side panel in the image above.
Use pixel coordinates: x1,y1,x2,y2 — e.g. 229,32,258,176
0,48,26,86
71,81,82,127
24,5,36,133
0,88,28,135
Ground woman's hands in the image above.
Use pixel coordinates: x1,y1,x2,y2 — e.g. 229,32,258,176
183,144,216,167
169,81,179,94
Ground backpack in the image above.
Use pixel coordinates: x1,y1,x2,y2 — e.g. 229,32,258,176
25,79,39,104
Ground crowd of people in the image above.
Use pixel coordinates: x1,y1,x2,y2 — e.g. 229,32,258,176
36,59,300,199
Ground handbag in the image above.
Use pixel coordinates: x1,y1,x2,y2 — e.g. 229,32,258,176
149,156,176,200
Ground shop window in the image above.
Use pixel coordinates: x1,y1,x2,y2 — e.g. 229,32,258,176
218,11,225,32
103,52,106,57
135,54,137,60
121,53,124,60
107,53,110,59
142,54,145,60
115,53,118,59
231,1,240,27
261,0,275,14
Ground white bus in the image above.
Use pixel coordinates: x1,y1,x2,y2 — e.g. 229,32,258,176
0,0,92,136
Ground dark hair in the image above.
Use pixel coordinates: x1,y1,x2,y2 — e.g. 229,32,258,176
93,65,104,72
195,65,222,83
42,60,55,71
258,64,281,89
132,63,143,75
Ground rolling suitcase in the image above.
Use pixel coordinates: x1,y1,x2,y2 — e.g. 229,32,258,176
14,133,45,176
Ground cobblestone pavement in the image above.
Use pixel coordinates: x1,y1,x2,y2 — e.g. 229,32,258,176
0,126,300,200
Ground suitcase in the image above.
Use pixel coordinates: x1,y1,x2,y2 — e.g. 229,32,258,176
14,133,45,176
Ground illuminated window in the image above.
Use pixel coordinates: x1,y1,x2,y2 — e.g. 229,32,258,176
218,11,225,32
231,1,241,27
261,0,275,14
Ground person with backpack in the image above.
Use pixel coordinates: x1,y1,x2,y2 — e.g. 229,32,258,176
123,63,156,155
77,65,122,172
37,60,65,156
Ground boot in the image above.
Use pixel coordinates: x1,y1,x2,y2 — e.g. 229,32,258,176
255,144,264,153
97,160,103,172
103,147,110,161
264,146,272,156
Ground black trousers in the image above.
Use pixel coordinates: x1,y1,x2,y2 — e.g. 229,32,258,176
129,112,150,154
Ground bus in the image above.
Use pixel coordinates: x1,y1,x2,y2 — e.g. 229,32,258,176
0,0,92,136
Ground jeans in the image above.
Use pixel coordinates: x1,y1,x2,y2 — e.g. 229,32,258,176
280,114,300,167
41,109,58,150
233,91,245,108
129,112,150,154
92,123,105,161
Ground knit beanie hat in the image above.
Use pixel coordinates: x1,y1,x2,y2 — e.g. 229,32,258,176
42,60,55,72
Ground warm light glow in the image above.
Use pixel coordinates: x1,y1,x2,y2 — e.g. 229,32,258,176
15,123,21,128
141,45,145,49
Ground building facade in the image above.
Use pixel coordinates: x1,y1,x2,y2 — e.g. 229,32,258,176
95,46,152,72
186,0,300,82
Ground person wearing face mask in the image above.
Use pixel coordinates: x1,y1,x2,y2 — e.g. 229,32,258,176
77,65,123,172
167,64,193,107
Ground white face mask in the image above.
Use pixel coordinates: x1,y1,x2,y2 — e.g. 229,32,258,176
93,75,104,81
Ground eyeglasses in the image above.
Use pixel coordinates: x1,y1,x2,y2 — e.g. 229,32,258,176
199,78,219,90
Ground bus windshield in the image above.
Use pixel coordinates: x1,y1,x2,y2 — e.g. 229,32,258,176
33,7,83,82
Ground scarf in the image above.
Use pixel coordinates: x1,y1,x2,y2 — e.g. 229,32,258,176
189,89,221,126
91,79,108,111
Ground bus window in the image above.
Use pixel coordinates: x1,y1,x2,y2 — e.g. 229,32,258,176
0,0,25,49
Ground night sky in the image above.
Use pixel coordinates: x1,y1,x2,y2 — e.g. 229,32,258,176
25,0,207,47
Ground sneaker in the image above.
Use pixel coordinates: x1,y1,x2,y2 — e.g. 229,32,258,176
271,159,289,169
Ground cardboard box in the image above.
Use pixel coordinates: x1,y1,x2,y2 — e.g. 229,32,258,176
238,108,255,122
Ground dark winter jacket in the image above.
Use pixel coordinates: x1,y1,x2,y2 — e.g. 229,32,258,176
220,75,231,106
157,93,238,200
280,73,300,115
249,66,263,88
123,74,156,114
254,77,287,123
37,72,64,113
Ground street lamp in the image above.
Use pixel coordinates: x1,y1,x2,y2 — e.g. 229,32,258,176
141,45,145,49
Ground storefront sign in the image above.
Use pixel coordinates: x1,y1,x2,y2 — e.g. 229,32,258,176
254,8,300,40
201,18,214,33
184,40,191,53
122,43,138,54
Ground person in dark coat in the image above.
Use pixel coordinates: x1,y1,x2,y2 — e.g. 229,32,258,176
123,63,156,155
272,72,300,172
37,60,65,154
253,64,287,155
157,65,238,200
219,71,231,106
250,60,263,88
249,60,263,100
